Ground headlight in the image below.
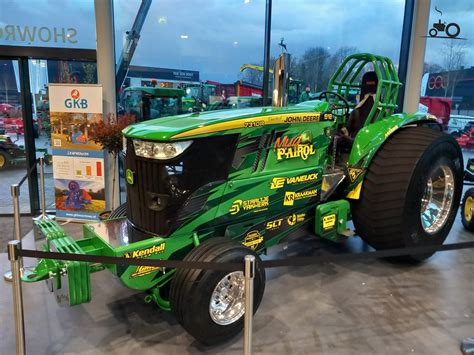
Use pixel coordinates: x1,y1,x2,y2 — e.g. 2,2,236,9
133,139,192,160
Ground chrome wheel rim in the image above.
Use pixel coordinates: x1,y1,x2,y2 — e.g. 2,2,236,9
209,271,245,325
420,165,455,234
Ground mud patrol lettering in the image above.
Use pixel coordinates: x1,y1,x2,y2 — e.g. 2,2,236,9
271,173,319,189
124,243,166,258
273,131,316,161
230,196,269,215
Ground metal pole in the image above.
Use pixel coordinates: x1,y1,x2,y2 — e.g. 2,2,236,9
4,184,21,282
8,240,26,355
262,0,272,106
39,157,46,218
243,255,255,355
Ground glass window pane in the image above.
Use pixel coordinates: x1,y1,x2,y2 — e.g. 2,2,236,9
0,0,96,49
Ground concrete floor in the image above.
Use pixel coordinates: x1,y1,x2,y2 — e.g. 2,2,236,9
0,214,473,355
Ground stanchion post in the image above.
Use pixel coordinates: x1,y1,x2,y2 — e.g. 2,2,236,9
8,240,26,355
39,157,46,218
243,255,255,355
4,184,22,282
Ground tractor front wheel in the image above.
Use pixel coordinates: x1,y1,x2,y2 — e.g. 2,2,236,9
352,127,463,261
169,238,266,345
461,188,474,232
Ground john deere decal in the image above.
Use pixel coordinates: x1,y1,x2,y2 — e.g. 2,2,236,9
270,173,319,189
229,196,269,215
273,131,316,161
243,230,264,250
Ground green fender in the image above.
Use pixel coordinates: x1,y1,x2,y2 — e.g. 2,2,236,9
345,112,438,199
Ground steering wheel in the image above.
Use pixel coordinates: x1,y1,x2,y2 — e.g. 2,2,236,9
318,91,350,120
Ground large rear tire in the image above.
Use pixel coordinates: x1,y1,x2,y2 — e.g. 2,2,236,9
352,127,463,261
170,238,265,345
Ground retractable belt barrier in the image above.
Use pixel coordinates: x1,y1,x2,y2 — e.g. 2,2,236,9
17,158,40,188
15,240,474,271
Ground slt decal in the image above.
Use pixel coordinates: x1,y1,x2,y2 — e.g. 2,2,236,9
273,131,316,161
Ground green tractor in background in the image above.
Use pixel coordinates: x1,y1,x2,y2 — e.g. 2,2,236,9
121,86,187,122
26,53,463,345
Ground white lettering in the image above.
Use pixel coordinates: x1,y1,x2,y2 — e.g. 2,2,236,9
38,27,52,42
16,25,36,42
67,28,77,43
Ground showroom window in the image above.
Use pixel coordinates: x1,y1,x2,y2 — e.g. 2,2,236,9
420,0,474,125
0,1,97,214
0,0,96,49
114,0,266,108
270,0,406,99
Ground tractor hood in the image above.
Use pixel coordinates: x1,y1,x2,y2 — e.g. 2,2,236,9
123,101,330,141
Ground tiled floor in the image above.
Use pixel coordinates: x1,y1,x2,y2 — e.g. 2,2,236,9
0,214,472,354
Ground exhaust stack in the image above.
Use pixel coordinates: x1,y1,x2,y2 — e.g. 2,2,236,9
272,53,291,107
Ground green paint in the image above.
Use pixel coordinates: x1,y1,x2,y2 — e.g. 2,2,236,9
25,53,437,311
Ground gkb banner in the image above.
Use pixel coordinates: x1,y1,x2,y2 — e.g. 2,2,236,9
49,84,105,222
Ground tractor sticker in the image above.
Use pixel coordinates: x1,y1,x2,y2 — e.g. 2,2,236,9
131,265,160,278
273,131,316,161
266,218,283,231
270,173,319,189
244,120,265,128
348,168,363,183
287,213,305,226
283,189,318,206
322,214,337,230
126,169,135,185
123,243,166,258
282,114,321,123
243,230,264,250
229,196,269,215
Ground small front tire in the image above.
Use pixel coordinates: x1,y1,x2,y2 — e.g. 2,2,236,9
170,238,266,345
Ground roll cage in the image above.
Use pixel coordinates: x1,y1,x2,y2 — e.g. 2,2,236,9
327,53,402,127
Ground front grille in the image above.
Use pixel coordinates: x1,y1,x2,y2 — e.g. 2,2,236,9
125,135,238,237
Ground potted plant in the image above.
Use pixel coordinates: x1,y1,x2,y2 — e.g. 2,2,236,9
89,112,134,217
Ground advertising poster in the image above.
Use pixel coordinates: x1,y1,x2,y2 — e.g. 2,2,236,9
49,84,104,221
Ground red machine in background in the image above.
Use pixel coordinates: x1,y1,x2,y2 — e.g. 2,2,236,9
420,96,452,125
206,80,263,98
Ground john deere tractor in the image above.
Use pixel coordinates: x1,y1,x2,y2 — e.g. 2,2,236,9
26,53,463,345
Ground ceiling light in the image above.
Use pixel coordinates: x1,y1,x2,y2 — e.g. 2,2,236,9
180,34,189,39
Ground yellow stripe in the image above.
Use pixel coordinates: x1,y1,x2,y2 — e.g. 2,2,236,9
172,112,330,139
346,182,362,199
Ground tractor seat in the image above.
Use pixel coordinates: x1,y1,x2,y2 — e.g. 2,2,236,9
338,71,378,150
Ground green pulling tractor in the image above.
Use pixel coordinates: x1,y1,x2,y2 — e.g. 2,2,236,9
25,53,463,345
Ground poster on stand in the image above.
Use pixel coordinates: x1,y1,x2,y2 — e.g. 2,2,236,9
49,84,105,222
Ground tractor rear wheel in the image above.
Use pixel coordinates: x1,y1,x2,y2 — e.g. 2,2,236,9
170,238,265,345
352,127,463,261
461,188,474,232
